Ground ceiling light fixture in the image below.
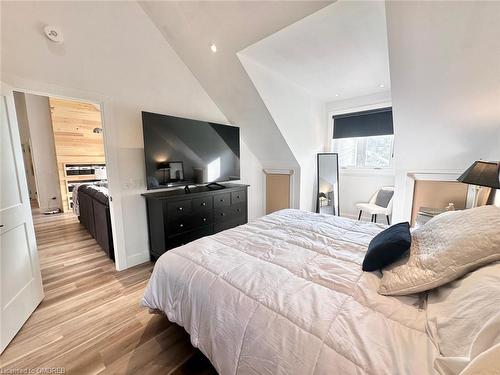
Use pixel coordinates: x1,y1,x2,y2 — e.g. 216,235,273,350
379,84,385,88
210,43,217,53
335,94,340,97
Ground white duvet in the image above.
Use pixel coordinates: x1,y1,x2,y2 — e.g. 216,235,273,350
141,209,438,374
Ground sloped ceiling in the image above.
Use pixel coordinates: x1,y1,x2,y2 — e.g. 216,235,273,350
139,1,332,167
238,1,391,103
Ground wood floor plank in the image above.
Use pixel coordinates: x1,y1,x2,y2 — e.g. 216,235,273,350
0,210,215,374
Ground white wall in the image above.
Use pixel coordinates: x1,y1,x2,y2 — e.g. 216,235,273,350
1,1,263,269
339,172,394,222
385,1,500,222
496,129,500,160
238,54,326,211
240,140,265,220
13,92,61,210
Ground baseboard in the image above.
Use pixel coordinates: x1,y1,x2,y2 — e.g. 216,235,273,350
126,252,150,268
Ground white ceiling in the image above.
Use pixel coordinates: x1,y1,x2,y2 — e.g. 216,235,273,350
239,1,391,102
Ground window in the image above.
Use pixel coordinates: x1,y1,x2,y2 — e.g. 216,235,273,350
332,107,394,170
333,135,394,169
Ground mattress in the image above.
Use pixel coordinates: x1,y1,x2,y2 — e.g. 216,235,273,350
141,209,438,374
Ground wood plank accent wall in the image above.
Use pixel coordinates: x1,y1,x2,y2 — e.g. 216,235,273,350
49,98,105,212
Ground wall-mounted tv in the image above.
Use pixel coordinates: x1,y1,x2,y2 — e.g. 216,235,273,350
142,111,240,190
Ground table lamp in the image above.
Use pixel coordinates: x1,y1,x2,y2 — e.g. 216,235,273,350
457,161,500,207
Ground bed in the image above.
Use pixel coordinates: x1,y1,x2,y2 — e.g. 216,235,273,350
141,209,440,374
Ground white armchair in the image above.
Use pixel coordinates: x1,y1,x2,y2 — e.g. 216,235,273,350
355,186,394,224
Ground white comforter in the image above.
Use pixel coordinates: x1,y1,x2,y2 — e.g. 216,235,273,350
141,209,438,374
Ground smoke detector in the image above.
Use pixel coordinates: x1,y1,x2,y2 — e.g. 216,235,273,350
44,26,64,43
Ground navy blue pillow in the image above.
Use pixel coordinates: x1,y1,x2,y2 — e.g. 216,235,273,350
362,222,411,272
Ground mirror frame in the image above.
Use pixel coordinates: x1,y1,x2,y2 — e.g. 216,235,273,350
316,152,340,216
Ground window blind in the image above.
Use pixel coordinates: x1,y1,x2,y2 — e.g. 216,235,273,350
333,107,393,139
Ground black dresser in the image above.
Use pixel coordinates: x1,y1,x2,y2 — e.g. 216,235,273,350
142,183,249,261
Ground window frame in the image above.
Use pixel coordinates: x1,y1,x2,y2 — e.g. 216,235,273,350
332,134,395,171
329,102,394,173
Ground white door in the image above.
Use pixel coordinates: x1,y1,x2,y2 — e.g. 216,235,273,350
0,83,44,354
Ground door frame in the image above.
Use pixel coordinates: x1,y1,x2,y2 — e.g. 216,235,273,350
5,76,128,271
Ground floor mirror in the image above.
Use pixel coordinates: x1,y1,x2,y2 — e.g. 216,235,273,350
316,153,340,215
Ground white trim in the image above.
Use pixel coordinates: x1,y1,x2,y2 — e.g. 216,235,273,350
407,170,462,181
329,100,393,117
4,73,128,271
339,168,395,177
263,169,294,175
127,252,150,268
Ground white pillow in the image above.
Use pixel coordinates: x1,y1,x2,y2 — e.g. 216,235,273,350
379,205,500,296
426,261,500,357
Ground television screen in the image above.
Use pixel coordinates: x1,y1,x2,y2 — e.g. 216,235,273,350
142,112,240,189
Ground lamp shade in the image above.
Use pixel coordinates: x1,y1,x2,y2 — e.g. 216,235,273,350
457,161,500,189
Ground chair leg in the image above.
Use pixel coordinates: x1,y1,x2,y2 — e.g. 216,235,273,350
386,215,390,225
358,210,362,220
371,214,374,222
374,214,377,223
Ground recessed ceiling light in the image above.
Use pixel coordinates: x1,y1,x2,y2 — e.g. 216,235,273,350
379,84,385,88
335,94,340,97
210,43,217,53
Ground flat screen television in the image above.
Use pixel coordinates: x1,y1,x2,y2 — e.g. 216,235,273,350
142,111,240,190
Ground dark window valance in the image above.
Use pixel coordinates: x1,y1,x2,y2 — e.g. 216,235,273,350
333,107,393,139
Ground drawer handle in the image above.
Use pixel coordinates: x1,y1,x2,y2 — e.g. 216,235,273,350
236,195,240,199
220,213,225,216
202,218,207,222
179,223,184,228
220,199,224,202
201,202,206,206
178,207,183,211
236,208,241,212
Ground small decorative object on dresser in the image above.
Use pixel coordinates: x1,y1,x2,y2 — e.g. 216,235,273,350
142,183,249,261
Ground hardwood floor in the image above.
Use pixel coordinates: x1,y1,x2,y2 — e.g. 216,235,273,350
0,210,216,374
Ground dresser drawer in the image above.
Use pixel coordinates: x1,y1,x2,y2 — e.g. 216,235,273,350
166,225,213,250
193,212,213,227
213,193,231,208
231,190,246,205
214,203,246,223
167,199,192,218
214,217,246,233
166,216,194,235
192,196,213,211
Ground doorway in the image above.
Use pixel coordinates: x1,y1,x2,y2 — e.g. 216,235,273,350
12,91,115,262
